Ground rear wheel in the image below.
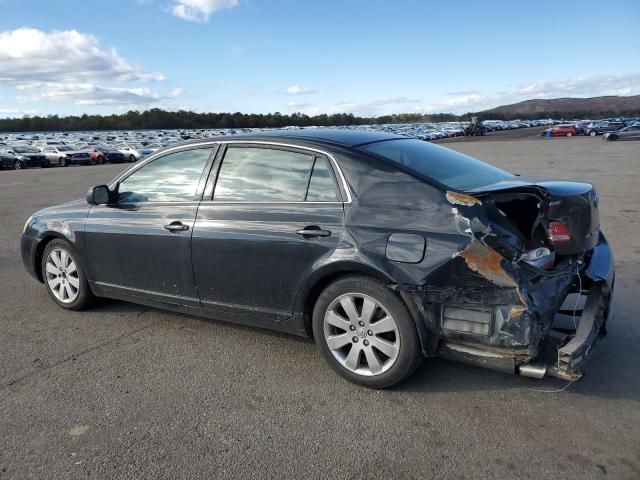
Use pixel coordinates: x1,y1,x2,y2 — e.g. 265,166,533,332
42,239,95,310
129,155,135,163
312,276,422,388
566,131,573,137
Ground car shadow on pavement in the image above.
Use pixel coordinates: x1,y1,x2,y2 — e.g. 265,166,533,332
88,297,640,403
398,338,640,404
88,298,314,344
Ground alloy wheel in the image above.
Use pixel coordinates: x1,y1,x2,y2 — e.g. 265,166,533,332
323,293,400,376
45,248,80,303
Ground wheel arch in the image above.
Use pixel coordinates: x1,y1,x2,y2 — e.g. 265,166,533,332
34,233,72,282
295,261,397,338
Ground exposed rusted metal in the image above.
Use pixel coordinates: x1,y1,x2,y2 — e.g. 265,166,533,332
456,239,518,287
446,191,482,206
508,306,527,320
446,343,530,362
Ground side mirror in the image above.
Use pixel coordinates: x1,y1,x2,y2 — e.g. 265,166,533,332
87,185,112,205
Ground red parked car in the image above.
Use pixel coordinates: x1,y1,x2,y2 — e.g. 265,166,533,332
549,125,578,137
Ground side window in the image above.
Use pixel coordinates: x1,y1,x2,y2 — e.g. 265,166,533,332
117,148,212,203
214,147,314,202
306,157,340,202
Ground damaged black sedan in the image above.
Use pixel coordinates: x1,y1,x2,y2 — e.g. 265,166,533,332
20,130,614,388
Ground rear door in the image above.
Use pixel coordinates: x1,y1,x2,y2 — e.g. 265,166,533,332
192,143,344,325
84,145,216,305
42,147,58,165
625,126,640,139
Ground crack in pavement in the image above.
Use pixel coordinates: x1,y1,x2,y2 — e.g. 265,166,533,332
0,322,155,393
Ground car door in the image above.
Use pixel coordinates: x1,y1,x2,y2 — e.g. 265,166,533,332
42,147,57,164
191,143,345,328
628,126,640,139
84,145,216,306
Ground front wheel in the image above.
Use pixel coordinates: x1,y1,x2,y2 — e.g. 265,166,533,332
607,135,618,141
129,155,135,163
589,130,597,136
312,276,422,388
42,239,95,310
60,157,68,167
566,131,573,137
14,161,22,170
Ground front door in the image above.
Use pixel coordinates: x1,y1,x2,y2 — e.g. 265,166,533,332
192,144,344,326
84,146,215,306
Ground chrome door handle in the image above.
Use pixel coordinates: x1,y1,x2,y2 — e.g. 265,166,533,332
164,221,189,232
295,227,331,238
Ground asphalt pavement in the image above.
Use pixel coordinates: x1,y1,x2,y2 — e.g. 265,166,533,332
1,133,639,479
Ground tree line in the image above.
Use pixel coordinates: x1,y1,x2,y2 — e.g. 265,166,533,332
0,109,463,132
0,107,637,132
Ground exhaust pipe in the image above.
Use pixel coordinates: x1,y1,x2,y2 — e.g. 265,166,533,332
518,363,547,379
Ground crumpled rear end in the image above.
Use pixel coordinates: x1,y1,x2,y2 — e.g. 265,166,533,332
394,184,614,381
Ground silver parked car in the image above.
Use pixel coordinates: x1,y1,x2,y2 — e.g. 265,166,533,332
41,145,93,167
603,125,640,141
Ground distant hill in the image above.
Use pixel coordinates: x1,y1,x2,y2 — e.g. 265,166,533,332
479,96,640,119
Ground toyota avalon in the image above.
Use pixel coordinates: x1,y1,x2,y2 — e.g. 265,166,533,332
21,130,614,388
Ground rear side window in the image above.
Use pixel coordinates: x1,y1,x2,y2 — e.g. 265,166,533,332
359,139,513,191
306,157,340,202
214,147,314,201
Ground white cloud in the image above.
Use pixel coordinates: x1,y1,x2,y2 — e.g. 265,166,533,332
172,0,238,22
418,73,640,114
0,28,179,110
0,108,38,117
514,73,640,98
287,101,313,110
286,85,317,95
16,82,179,107
0,28,163,84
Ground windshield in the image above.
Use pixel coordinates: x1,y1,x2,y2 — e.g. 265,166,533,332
58,146,73,151
14,146,40,153
359,139,513,190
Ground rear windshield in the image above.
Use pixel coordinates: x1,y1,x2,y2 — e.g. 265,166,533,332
359,139,513,190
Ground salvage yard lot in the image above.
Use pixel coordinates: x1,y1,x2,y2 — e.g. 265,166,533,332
1,135,639,479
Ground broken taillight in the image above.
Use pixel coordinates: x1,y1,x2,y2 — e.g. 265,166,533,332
548,221,571,244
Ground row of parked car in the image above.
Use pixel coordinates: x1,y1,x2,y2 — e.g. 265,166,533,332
541,118,640,139
0,138,169,170
1,116,637,170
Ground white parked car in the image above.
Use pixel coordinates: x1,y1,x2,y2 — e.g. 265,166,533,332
41,145,92,167
114,143,141,162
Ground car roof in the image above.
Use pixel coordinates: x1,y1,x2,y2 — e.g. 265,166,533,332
176,128,407,149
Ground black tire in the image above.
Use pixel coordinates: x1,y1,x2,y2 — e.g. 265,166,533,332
589,130,597,137
41,238,95,311
14,161,22,170
608,134,618,141
60,157,68,167
312,275,422,388
129,155,135,163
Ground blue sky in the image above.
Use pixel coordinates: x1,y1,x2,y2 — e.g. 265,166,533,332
0,0,639,118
